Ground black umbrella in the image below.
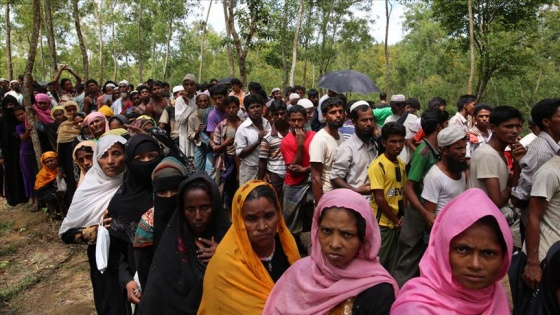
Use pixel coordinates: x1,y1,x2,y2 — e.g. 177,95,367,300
217,77,233,85
317,70,380,95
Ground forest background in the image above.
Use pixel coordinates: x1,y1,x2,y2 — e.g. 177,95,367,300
1,0,560,118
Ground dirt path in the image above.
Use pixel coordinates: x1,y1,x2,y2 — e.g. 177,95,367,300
0,200,94,314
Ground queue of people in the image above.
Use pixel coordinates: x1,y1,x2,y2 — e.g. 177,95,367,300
1,69,560,314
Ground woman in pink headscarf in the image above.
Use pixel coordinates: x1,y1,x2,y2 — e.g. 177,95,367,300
391,188,513,315
32,93,54,124
264,188,398,314
83,112,110,141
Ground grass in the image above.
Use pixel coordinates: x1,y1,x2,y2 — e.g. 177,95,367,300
0,222,13,236
0,274,39,302
0,245,16,257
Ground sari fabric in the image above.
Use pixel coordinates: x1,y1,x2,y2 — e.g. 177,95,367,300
72,141,97,187
197,180,300,314
34,151,58,190
32,93,54,124
391,188,513,315
264,188,398,314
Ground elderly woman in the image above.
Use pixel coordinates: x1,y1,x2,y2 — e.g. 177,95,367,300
83,112,110,141
264,189,399,314
197,180,300,314
391,188,513,314
137,171,230,314
59,134,128,315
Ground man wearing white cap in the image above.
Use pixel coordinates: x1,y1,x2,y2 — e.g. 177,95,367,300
296,98,314,131
159,85,185,146
5,80,23,105
288,93,300,108
266,87,282,107
110,80,130,114
176,74,198,158
331,100,377,200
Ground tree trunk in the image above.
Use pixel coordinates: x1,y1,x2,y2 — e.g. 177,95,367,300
163,19,173,80
467,0,475,94
5,2,13,80
39,32,47,82
95,1,103,83
384,0,392,95
318,1,335,78
24,0,43,166
44,0,58,74
72,0,89,80
301,0,313,86
227,0,246,85
112,18,117,81
223,0,235,77
281,0,289,87
198,0,213,82
289,0,304,86
137,1,143,82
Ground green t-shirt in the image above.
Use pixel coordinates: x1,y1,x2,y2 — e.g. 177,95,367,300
407,140,441,200
373,107,393,127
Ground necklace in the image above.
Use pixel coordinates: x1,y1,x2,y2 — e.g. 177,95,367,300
259,239,276,272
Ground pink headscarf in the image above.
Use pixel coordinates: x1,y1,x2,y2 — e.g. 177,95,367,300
391,188,513,315
32,93,54,124
83,112,110,134
263,189,398,314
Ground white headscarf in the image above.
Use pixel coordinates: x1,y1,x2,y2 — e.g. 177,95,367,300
59,135,127,235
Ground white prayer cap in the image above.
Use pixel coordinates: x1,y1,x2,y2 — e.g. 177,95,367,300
390,94,406,102
437,125,467,147
289,93,300,101
118,80,129,86
297,99,314,109
183,74,197,83
172,85,185,93
349,100,370,113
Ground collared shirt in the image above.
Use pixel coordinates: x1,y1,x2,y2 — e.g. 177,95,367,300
448,112,468,133
310,128,345,193
512,131,560,201
234,117,271,167
330,133,378,200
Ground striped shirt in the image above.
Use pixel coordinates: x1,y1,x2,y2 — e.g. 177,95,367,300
259,128,286,177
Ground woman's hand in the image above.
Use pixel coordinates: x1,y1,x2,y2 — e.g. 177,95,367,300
125,280,142,304
197,237,218,263
102,210,112,229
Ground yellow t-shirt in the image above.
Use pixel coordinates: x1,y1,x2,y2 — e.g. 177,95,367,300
368,153,406,228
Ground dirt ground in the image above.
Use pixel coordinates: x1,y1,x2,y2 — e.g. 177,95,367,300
0,200,95,314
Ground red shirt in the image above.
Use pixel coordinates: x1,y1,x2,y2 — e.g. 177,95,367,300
281,131,316,186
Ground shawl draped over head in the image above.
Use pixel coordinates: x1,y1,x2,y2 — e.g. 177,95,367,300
130,115,157,133
108,134,163,243
264,188,399,314
59,135,127,235
57,105,81,144
98,104,114,117
1,95,20,147
137,171,231,315
33,93,54,124
133,156,191,249
197,180,300,315
50,105,66,121
390,188,513,315
72,140,97,187
84,112,110,137
34,151,58,190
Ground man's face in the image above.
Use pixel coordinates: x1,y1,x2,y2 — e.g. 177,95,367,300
475,109,491,130
289,112,306,131
305,108,314,122
63,80,73,92
150,85,161,98
87,82,99,94
325,105,345,129
225,102,239,117
247,103,262,120
465,101,477,116
196,95,210,109
390,103,405,116
183,80,197,95
131,93,141,106
295,89,305,99
232,83,241,93
10,82,20,91
309,94,319,106
490,118,522,145
47,85,56,93
382,134,405,158
445,139,467,166
273,91,282,100
353,109,374,139
0,81,8,89
273,109,287,126
140,89,150,101
118,84,128,93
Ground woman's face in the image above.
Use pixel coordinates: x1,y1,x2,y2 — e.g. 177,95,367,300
65,105,77,116
449,222,505,290
142,122,154,132
53,109,65,122
89,117,106,136
98,143,125,177
37,101,50,111
183,188,213,234
74,116,84,128
242,196,279,254
75,149,94,172
15,109,25,122
43,157,58,170
318,208,361,268
109,119,124,130
133,150,159,162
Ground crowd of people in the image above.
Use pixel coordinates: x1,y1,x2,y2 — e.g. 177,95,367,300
1,66,560,314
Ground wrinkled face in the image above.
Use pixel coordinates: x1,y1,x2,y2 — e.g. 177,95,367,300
382,134,405,158
450,222,505,290
475,109,491,129
98,143,126,177
43,157,58,170
247,102,262,120
89,117,106,136
53,109,65,122
325,105,345,128
490,118,522,145
118,84,128,93
196,95,210,109
183,188,213,234
318,208,362,268
65,105,77,117
243,196,279,253
183,80,197,95
75,150,94,172
289,112,306,131
14,109,25,122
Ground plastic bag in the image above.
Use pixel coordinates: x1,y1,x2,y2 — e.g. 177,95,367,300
56,173,67,192
95,222,110,274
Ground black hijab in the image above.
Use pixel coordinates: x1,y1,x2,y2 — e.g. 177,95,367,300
1,95,20,148
137,172,231,315
108,134,163,243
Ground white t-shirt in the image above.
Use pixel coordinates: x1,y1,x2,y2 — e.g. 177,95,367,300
421,164,466,215
467,143,509,194
309,128,344,193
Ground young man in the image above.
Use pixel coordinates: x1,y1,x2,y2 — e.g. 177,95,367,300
384,94,418,164
175,74,198,159
53,64,82,104
368,122,407,272
234,94,271,185
83,79,102,114
392,109,446,286
513,99,560,240
229,78,246,106
448,94,477,132
281,105,316,253
309,97,346,202
330,101,377,199
145,81,169,123
468,106,526,208
469,104,493,156
296,98,315,131
258,101,289,200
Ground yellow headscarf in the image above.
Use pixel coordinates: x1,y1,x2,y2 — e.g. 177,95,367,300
197,180,300,314
98,105,114,117
34,151,58,190
50,105,67,120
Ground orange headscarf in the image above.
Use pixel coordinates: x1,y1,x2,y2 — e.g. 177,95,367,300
34,151,59,190
197,180,300,314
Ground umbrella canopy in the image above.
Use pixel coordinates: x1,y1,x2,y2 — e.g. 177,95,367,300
217,77,233,85
317,70,380,95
